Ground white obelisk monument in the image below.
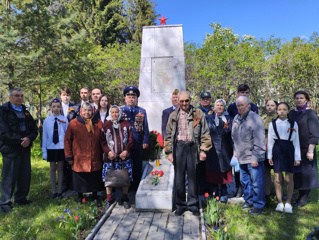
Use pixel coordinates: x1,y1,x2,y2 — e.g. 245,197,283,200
138,25,186,133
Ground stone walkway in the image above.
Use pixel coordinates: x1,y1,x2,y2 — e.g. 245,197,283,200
94,203,200,240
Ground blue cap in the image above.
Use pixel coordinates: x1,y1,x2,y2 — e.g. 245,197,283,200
123,86,140,98
51,98,61,104
200,91,211,98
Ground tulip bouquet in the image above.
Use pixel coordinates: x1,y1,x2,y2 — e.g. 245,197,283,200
142,130,164,160
150,170,164,186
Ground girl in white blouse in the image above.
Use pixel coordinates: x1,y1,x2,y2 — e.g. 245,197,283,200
267,102,301,214
42,98,68,199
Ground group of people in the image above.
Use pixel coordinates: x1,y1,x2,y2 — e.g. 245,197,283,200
0,86,149,213
0,84,318,217
163,84,319,216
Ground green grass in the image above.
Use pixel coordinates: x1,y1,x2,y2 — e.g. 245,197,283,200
1,141,318,239
205,146,319,240
0,140,103,240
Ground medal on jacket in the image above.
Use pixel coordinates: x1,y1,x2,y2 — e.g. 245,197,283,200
134,111,144,132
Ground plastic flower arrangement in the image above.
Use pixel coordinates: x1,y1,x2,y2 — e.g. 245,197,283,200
142,130,164,160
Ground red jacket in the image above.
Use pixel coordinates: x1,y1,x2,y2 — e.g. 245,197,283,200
64,116,103,172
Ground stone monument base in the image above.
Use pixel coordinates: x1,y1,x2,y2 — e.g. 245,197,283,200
135,158,174,212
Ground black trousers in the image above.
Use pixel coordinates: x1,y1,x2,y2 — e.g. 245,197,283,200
0,151,31,206
62,161,72,190
174,141,198,212
130,148,143,190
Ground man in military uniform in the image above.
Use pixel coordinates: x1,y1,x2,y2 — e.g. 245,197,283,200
120,86,149,191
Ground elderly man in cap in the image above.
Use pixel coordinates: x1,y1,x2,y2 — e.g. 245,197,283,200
161,89,180,141
198,91,214,116
0,88,38,213
120,86,149,191
197,91,214,195
232,96,266,215
165,91,212,216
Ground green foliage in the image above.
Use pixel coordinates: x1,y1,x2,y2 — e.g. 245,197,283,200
0,157,104,239
56,202,98,239
124,0,159,44
151,175,159,186
204,194,221,226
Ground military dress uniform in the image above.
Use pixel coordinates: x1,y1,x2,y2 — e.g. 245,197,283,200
120,86,149,190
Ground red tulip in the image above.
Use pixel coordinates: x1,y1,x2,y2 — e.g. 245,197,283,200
216,196,220,201
75,216,79,221
82,198,86,203
204,193,209,198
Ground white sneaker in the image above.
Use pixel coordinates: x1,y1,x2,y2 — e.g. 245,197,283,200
284,203,293,213
275,203,284,212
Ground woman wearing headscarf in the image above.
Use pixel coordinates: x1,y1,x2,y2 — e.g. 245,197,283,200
205,99,234,203
288,90,319,207
64,102,103,206
101,105,133,211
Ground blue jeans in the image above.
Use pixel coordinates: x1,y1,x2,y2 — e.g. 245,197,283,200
240,162,265,209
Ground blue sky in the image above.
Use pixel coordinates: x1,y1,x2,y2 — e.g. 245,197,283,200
154,0,319,44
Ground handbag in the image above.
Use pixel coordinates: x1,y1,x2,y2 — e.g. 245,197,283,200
104,158,131,188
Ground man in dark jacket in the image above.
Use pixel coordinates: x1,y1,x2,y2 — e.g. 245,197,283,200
0,88,38,213
161,89,180,141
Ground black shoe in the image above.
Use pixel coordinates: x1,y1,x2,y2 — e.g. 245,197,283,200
235,187,243,198
242,202,253,210
94,199,102,207
175,208,185,216
1,205,12,214
192,209,200,216
15,199,32,205
57,193,63,200
295,200,307,208
122,199,131,209
51,193,57,199
249,207,264,215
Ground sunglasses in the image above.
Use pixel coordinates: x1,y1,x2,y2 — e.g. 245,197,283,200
180,99,190,103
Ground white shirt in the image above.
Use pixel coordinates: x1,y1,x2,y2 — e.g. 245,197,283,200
42,114,69,160
62,102,69,117
100,110,108,124
267,118,301,161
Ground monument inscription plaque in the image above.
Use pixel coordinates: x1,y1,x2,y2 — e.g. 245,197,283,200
151,57,174,93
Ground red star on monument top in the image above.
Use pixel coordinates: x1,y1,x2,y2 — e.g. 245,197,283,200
158,15,168,25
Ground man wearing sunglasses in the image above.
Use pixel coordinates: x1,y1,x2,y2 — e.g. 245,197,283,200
0,88,38,213
164,91,212,216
